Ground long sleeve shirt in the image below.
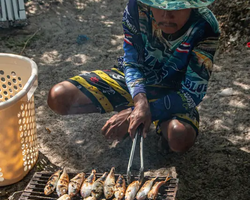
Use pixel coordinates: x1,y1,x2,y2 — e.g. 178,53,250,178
120,0,220,121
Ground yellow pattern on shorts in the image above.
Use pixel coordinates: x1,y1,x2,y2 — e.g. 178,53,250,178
153,109,199,135
70,76,114,112
175,113,199,130
93,70,134,106
111,68,125,76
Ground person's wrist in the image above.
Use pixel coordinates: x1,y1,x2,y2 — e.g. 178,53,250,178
134,93,149,106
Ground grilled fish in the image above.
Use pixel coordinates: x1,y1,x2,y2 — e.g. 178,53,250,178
104,167,116,199
81,169,96,198
44,170,62,195
124,181,140,200
136,177,157,200
68,172,85,197
57,194,71,200
57,168,70,197
91,172,108,199
114,175,126,200
85,196,97,200
147,175,171,200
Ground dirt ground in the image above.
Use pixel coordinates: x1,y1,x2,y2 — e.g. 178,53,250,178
0,0,250,200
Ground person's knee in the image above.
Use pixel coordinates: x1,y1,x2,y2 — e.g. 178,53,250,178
161,120,196,153
47,82,71,115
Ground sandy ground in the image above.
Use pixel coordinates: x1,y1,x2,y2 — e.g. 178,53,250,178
0,0,250,199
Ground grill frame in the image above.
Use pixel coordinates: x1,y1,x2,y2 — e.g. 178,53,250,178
19,171,178,200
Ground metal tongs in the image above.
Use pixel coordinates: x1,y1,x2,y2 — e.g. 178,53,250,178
126,124,144,185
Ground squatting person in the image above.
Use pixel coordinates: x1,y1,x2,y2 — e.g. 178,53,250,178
47,0,220,153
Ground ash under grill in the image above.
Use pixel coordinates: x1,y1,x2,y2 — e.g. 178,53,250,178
19,171,178,200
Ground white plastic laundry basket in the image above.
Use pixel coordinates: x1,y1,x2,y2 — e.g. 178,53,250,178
0,53,38,186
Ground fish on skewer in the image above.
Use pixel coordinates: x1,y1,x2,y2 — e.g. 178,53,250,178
57,168,70,197
44,169,62,195
147,175,171,200
68,172,85,197
114,175,126,200
124,181,140,200
81,169,97,198
136,177,157,200
57,194,71,200
104,167,116,199
91,172,108,199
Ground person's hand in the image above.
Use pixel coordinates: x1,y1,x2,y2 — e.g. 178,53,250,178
101,108,132,141
128,93,151,139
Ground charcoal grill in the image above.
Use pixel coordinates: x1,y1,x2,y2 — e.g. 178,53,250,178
19,171,178,200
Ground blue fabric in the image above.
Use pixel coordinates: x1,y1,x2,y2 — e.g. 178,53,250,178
120,0,220,121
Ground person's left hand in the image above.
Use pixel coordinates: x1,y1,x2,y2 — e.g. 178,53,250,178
128,93,151,139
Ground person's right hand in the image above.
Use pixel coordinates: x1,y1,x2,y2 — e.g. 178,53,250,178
101,108,132,141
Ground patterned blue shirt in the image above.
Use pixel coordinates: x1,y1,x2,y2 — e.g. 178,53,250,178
120,0,220,121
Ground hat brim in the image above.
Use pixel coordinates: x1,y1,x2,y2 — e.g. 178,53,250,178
138,0,215,10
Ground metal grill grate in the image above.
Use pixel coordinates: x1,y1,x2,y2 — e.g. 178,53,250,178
19,171,178,200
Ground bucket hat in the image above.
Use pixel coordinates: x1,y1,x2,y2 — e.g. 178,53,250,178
138,0,215,10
